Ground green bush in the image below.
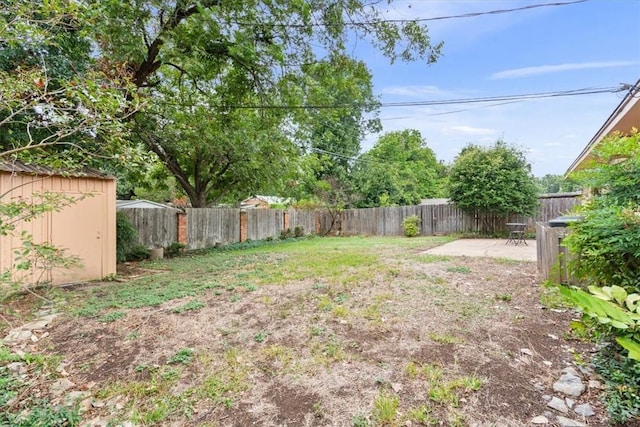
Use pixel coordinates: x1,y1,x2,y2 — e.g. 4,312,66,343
116,211,138,263
166,242,186,258
126,244,150,261
593,344,640,424
402,215,421,237
294,226,304,238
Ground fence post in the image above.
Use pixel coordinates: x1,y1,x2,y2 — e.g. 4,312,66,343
177,210,188,245
239,210,247,242
283,210,289,231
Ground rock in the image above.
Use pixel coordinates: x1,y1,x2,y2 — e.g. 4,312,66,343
49,378,75,397
588,380,602,389
531,415,549,424
565,398,575,409
65,391,89,406
548,334,559,340
79,398,93,414
20,314,58,331
553,373,585,397
391,382,403,393
547,396,569,413
520,348,534,356
577,365,593,376
573,403,595,417
7,362,25,373
91,400,106,408
555,415,586,427
543,360,553,367
542,394,552,401
562,366,580,376
3,329,33,343
83,417,109,427
534,383,545,392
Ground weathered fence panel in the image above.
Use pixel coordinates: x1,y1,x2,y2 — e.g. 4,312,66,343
186,208,240,250
246,209,284,241
536,222,569,282
288,209,317,235
119,207,178,249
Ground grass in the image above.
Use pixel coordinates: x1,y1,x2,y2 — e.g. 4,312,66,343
16,236,528,425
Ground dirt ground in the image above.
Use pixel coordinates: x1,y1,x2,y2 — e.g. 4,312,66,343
0,242,618,426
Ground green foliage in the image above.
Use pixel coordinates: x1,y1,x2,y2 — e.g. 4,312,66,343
0,344,81,427
592,344,640,424
166,242,186,258
126,244,150,262
535,174,580,194
167,348,194,365
447,141,538,218
116,211,138,263
352,130,445,207
402,215,421,237
172,300,206,314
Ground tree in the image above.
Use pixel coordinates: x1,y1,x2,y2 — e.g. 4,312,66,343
86,0,443,206
352,130,444,207
535,174,580,194
1,1,136,298
447,141,538,218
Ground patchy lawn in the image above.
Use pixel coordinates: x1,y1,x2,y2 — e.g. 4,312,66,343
1,236,608,426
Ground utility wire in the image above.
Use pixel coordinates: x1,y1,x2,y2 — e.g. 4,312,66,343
155,85,625,110
230,0,588,28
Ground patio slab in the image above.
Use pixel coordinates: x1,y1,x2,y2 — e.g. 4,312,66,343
423,238,537,262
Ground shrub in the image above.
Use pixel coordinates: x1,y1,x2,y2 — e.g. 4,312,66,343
166,242,186,258
294,226,304,238
126,244,150,261
116,211,137,263
402,215,421,237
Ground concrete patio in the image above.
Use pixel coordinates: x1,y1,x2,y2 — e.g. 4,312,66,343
423,238,537,262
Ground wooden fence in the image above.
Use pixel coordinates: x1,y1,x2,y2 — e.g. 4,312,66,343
119,193,581,250
119,207,178,249
186,208,240,250
536,222,570,283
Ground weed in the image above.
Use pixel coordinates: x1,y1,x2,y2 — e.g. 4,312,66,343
99,311,125,322
312,402,324,418
332,305,350,319
405,362,444,383
126,331,140,340
167,348,194,365
495,293,512,302
229,294,241,303
372,391,399,425
446,266,471,274
352,414,370,427
428,333,464,345
428,385,459,407
406,405,438,425
317,295,333,312
420,254,451,263
172,300,206,313
254,331,268,343
310,326,325,337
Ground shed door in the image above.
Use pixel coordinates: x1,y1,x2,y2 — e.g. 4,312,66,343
50,192,106,283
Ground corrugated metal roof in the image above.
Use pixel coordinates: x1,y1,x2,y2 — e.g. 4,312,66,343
117,200,177,209
0,159,114,179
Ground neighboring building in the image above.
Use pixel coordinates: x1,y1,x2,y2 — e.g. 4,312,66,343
0,160,116,285
240,195,290,209
420,198,450,205
117,199,173,209
566,79,640,174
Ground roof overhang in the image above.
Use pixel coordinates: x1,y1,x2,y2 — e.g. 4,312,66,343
566,79,640,175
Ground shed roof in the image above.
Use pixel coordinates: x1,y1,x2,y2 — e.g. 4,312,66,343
117,199,176,209
0,159,114,179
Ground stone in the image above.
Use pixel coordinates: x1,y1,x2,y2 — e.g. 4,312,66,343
531,415,549,424
543,360,553,367
553,373,585,397
50,378,75,397
542,394,552,401
3,329,33,343
565,398,575,409
534,383,545,392
588,380,602,389
562,366,580,376
573,403,595,417
520,348,534,356
555,416,586,427
547,396,569,413
20,314,58,331
83,417,109,427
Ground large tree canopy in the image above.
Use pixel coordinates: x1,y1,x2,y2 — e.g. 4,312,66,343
84,0,442,206
352,129,444,207
447,141,538,217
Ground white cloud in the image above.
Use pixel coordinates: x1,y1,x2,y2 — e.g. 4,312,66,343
491,61,638,80
442,125,496,136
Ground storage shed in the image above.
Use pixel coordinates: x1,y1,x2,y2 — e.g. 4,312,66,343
0,160,116,286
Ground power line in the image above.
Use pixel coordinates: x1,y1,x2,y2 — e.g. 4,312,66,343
155,85,625,110
230,0,588,28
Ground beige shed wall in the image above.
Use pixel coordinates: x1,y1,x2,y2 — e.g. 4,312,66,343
0,172,115,286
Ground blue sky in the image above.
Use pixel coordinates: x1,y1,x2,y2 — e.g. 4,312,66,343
355,0,640,177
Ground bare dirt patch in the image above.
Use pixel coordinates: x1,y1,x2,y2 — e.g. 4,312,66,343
2,238,613,426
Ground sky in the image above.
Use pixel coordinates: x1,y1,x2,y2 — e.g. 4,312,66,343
353,0,640,177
